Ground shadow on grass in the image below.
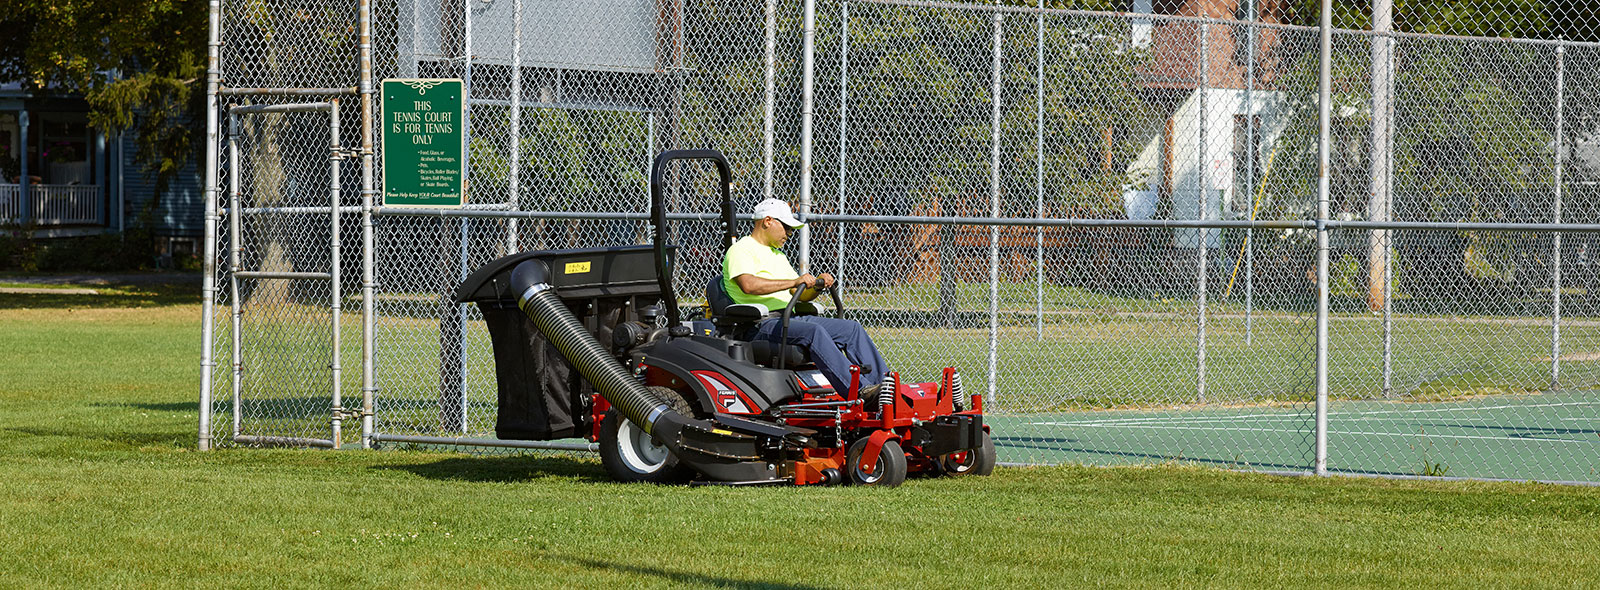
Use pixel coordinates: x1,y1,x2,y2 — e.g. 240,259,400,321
93,401,199,413
995,435,1315,473
4,426,188,448
0,280,201,309
550,555,831,590
374,454,611,484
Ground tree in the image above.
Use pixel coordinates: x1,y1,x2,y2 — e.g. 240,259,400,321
0,0,207,205
1258,0,1585,303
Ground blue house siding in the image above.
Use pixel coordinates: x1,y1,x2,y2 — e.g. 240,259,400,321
119,129,205,237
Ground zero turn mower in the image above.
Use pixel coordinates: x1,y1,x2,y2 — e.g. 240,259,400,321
456,149,995,486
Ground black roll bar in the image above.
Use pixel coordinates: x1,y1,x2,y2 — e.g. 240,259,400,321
649,149,734,328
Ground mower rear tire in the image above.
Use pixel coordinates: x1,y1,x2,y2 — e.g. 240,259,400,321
846,437,907,487
600,386,696,484
941,431,997,476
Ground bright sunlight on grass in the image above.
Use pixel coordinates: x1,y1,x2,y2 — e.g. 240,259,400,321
2,281,1599,587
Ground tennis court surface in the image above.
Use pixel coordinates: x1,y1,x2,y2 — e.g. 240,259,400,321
989,392,1600,482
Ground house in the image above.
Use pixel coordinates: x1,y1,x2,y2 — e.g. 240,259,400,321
1125,0,1293,249
0,81,204,261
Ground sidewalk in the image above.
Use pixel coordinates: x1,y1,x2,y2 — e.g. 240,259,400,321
0,272,201,287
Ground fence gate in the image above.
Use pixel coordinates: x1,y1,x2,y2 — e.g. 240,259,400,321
223,101,350,449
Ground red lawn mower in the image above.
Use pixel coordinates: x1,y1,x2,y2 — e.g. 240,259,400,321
456,149,994,486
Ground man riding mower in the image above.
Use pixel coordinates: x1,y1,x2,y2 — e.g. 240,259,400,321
455,149,996,486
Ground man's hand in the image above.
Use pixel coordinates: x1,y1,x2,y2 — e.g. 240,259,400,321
816,272,835,289
793,274,821,302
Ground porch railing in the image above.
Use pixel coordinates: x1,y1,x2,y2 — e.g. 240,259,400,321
0,184,104,225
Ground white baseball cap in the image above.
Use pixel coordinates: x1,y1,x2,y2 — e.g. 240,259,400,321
752,198,805,228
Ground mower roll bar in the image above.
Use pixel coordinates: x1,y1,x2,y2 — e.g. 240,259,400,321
650,149,736,328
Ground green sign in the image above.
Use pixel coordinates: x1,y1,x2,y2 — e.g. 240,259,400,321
382,79,464,207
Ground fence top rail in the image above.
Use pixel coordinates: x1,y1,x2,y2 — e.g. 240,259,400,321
223,206,366,216
811,213,1317,229
228,102,336,115
372,208,727,222
219,87,359,96
1336,26,1600,49
367,209,1600,233
1327,220,1600,233
849,0,1600,50
814,214,1600,233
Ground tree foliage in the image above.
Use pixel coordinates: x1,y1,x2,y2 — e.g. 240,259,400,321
0,0,207,200
678,0,1154,218
1258,0,1596,293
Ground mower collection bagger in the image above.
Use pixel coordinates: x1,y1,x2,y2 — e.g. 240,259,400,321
455,149,995,486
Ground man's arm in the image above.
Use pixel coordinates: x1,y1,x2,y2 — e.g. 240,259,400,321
734,273,816,297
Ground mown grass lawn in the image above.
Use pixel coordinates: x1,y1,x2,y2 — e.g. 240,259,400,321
3,281,1600,588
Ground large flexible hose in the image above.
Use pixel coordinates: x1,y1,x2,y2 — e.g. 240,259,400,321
510,260,672,436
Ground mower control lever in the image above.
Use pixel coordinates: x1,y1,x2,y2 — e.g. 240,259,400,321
794,279,845,320
775,280,846,370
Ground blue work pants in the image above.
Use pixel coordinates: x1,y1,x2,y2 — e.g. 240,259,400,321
752,315,889,392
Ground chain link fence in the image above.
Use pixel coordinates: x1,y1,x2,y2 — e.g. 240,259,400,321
202,0,1600,483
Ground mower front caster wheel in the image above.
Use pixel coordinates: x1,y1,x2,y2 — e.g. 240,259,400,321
846,437,907,487
599,386,696,484
940,430,996,476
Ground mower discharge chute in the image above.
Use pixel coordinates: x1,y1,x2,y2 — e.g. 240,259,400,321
456,149,994,486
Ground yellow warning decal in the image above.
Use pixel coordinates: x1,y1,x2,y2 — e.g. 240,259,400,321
711,429,734,436
564,261,592,274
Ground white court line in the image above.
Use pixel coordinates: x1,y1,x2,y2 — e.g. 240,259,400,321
1029,400,1600,427
1332,401,1600,416
1048,412,1298,426
1035,423,1600,444
1034,415,1586,428
1046,414,1596,427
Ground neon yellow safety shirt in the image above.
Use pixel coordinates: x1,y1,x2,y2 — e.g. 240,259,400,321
722,235,798,310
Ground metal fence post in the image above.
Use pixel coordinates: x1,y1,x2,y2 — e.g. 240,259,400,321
1196,21,1209,404
1553,43,1566,391
1315,0,1332,476
989,10,1004,403
1244,0,1256,346
198,0,223,450
798,0,817,272
836,0,850,285
358,0,377,449
227,112,244,441
506,0,522,254
1035,0,1045,341
646,112,655,209
1371,0,1394,397
1381,33,1394,398
328,100,344,448
764,0,777,201
437,0,474,433
1382,225,1392,396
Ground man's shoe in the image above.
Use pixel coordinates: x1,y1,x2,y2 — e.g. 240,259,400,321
858,383,882,398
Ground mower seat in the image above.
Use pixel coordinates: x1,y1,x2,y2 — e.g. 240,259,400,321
706,275,767,334
706,275,811,369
